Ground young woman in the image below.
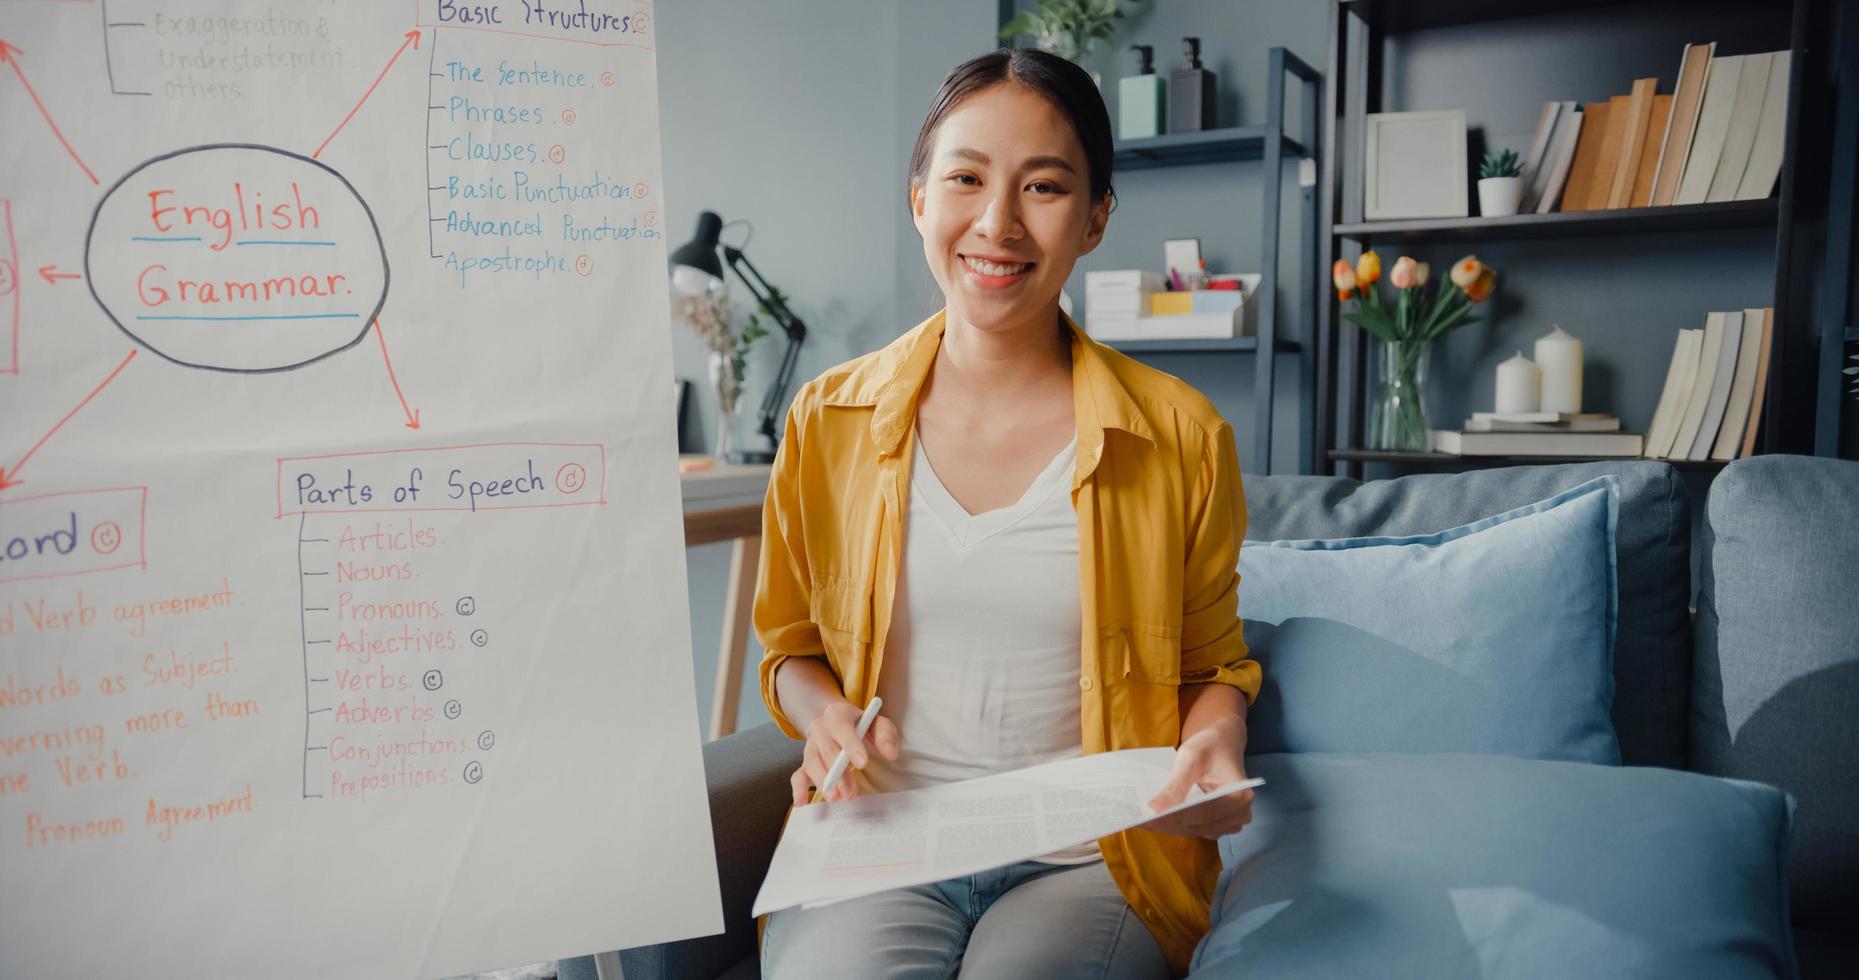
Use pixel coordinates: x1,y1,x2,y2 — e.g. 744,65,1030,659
753,48,1260,979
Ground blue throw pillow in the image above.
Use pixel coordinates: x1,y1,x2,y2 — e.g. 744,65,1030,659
1240,475,1620,764
1190,752,1797,979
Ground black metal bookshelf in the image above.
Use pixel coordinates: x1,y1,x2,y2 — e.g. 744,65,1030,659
1314,0,1844,478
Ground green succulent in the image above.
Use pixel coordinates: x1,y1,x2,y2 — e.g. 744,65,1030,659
998,0,1123,65
1480,148,1522,180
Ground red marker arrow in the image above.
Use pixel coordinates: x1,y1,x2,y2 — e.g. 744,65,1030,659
0,40,99,186
37,264,80,285
314,30,422,160
0,349,138,491
373,319,421,430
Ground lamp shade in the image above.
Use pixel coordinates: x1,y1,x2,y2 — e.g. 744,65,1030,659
669,210,725,295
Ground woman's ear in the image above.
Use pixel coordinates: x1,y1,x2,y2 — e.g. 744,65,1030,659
908,183,926,233
1079,191,1111,255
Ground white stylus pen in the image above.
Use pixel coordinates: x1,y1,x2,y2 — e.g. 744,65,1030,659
817,696,883,802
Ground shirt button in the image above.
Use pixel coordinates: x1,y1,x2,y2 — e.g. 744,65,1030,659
1079,676,1094,691
1144,906,1158,919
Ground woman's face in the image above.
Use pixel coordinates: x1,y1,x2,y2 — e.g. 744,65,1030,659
911,82,1109,335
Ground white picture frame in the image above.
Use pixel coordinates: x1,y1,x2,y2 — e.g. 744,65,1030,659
1365,110,1469,220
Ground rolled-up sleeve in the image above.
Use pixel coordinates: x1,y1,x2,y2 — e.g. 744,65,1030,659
1178,420,1261,704
754,388,829,739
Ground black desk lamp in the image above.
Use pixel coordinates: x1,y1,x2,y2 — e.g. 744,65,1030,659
669,210,807,464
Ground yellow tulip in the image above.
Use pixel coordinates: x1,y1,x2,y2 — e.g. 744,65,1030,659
1450,256,1485,288
1389,256,1418,290
1332,259,1357,300
1465,266,1498,303
1356,251,1382,287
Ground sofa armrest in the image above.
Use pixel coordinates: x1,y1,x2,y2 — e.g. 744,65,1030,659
562,723,802,980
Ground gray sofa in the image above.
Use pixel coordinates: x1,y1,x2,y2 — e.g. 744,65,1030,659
563,455,1857,979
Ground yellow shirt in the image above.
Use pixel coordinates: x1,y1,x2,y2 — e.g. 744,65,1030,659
753,306,1260,976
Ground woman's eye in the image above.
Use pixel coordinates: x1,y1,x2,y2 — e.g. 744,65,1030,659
949,174,979,186
1029,181,1065,195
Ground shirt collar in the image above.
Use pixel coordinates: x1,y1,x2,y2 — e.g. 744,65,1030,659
834,307,1155,481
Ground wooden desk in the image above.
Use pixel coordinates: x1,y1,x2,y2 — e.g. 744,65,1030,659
681,456,771,740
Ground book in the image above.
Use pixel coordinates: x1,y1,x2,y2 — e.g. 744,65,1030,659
1559,101,1613,212
1685,310,1744,459
1432,430,1645,457
1469,410,1614,424
1735,52,1792,200
1629,94,1674,208
1644,329,1704,458
1514,101,1562,206
1739,307,1775,457
1668,312,1726,457
1712,308,1770,460
1707,52,1775,202
1652,42,1718,207
1533,104,1585,213
1674,53,1745,205
1465,417,1622,433
1607,78,1660,209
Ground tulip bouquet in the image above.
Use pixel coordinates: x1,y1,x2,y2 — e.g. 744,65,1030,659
1332,252,1499,450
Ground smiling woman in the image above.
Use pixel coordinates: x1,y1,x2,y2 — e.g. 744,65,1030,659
756,47,1259,980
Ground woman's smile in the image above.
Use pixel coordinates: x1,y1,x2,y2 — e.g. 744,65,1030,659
960,252,1036,288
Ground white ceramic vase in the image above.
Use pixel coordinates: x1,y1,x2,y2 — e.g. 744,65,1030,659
1478,176,1523,217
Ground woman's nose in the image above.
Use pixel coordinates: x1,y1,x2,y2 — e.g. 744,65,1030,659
973,189,1023,241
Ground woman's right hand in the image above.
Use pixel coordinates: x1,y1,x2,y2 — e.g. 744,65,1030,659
790,700,900,806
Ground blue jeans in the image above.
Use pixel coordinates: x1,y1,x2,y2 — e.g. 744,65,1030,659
760,858,1169,979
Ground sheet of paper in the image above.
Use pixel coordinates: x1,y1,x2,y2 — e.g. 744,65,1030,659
0,3,720,978
752,748,1264,917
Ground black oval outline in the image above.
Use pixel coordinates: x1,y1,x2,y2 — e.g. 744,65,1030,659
84,143,390,374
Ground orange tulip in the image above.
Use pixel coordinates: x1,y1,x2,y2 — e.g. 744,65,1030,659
1356,251,1382,287
1332,259,1357,300
1464,266,1498,303
1449,255,1485,288
1389,256,1418,289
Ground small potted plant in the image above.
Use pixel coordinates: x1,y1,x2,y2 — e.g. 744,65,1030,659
998,0,1125,74
1478,148,1523,217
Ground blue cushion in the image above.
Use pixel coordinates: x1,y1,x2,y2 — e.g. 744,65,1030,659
1190,753,1797,979
1240,475,1621,764
1240,461,1691,769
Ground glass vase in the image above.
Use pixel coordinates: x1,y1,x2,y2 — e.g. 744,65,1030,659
1367,340,1432,452
707,349,742,462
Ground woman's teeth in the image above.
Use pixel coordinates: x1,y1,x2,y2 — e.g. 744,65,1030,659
963,255,1031,277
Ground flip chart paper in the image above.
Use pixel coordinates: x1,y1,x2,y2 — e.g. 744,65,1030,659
0,2,720,977
753,748,1265,917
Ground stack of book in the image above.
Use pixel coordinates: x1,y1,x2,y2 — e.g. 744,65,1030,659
1515,42,1790,214
1083,270,1165,340
1643,308,1774,461
1432,413,1644,457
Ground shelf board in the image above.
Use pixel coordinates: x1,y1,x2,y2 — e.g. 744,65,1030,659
1341,0,1638,34
1328,449,1730,471
1113,127,1306,171
1334,199,1777,244
1103,336,1299,355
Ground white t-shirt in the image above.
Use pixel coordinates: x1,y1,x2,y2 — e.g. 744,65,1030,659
862,427,1100,864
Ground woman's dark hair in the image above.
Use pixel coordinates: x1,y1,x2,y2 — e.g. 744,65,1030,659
906,49,1115,214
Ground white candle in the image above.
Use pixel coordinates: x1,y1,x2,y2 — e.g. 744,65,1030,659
1534,326,1584,415
1495,351,1541,414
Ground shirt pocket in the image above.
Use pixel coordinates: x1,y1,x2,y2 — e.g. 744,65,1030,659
810,572,872,645
1101,622,1181,745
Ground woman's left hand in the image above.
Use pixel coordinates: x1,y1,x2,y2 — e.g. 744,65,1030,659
1138,718,1254,839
